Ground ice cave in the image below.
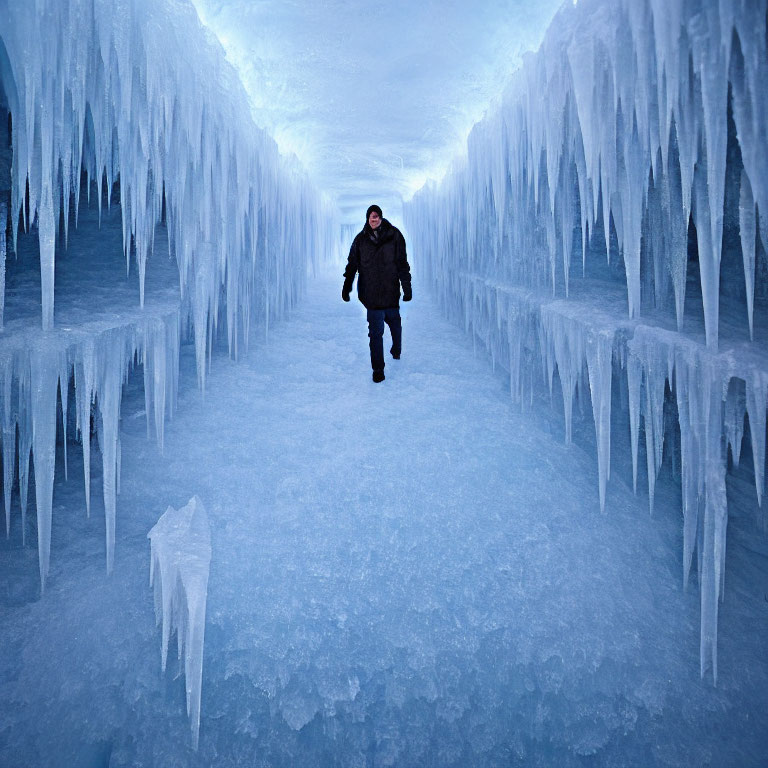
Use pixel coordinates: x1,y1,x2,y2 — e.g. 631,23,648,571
0,0,767,764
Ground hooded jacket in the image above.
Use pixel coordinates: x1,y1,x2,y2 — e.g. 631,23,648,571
343,218,412,310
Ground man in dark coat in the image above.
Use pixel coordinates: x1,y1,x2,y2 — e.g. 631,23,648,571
342,204,412,383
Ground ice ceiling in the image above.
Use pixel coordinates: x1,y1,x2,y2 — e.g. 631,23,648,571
190,0,564,224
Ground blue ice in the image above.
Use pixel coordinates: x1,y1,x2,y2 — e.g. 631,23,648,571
0,0,767,765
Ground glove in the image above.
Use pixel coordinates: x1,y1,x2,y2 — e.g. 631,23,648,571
342,287,350,302
403,286,412,302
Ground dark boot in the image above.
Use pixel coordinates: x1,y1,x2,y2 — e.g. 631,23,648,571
372,370,385,383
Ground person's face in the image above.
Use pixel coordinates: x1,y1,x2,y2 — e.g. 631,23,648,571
368,211,381,229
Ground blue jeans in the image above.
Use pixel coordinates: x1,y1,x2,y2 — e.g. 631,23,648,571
367,307,402,372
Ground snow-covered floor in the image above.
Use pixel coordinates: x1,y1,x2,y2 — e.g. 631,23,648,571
1,271,768,767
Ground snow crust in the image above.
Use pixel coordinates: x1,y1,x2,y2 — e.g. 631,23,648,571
404,0,768,682
148,495,211,750
0,0,337,588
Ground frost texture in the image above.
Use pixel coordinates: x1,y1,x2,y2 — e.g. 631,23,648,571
0,0,337,588
148,495,211,750
405,0,768,682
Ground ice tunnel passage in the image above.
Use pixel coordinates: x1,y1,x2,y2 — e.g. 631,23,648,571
1,0,768,765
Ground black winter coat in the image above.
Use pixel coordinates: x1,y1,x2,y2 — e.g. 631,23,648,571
343,219,412,310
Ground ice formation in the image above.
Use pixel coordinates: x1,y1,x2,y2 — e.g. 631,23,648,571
7,312,181,585
0,0,338,588
405,0,768,682
148,495,211,750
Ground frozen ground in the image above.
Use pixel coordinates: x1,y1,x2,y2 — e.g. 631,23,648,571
0,263,767,766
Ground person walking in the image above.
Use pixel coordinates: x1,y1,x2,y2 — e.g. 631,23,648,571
342,205,412,383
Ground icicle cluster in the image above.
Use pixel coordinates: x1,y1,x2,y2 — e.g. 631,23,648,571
148,495,211,750
0,0,337,343
405,0,768,682
0,0,338,588
0,308,181,588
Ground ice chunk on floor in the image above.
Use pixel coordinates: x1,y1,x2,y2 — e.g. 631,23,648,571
148,495,211,749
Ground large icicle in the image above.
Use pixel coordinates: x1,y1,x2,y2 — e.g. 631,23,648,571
586,330,612,513
96,332,125,576
739,171,756,341
74,342,95,518
30,349,60,591
699,373,727,684
746,371,768,509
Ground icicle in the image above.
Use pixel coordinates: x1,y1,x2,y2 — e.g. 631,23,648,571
663,147,688,332
676,360,699,592
586,331,613,513
693,142,721,352
30,349,59,591
59,360,70,482
38,186,56,332
544,309,584,445
75,341,95,518
739,171,756,341
724,381,745,468
17,391,32,548
193,243,214,394
97,334,123,575
699,374,727,684
644,354,667,516
693,4,729,349
560,163,574,297
746,372,767,508
621,120,647,320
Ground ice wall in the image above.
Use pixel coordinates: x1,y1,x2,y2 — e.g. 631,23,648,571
0,0,338,589
148,496,211,750
404,0,768,682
